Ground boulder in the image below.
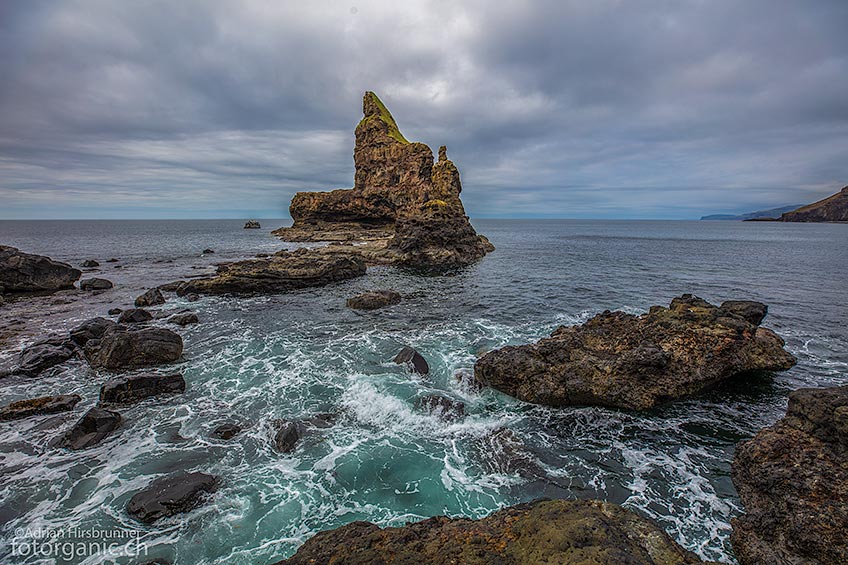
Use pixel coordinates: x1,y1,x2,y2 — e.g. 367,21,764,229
0,394,81,421
244,220,261,229
274,499,706,564
135,288,165,308
346,290,401,310
53,407,121,450
0,245,81,293
176,248,366,295
108,308,123,315
79,278,113,291
99,373,186,405
127,472,218,524
212,423,241,440
81,259,100,268
415,394,465,421
118,308,153,324
474,295,796,410
18,336,76,375
168,313,198,326
202,248,215,255
273,419,305,453
69,317,117,347
731,385,848,564
393,346,430,375
84,327,183,370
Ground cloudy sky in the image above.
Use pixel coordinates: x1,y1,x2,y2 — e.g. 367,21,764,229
1,0,846,220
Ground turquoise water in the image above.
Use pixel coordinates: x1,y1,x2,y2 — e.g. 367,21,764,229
0,219,846,564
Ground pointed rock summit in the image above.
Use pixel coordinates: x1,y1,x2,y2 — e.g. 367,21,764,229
274,92,493,268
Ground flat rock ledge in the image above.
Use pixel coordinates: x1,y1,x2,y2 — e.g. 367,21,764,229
0,394,81,421
731,385,848,564
176,248,366,295
275,499,706,564
127,472,218,524
0,245,81,293
474,294,796,410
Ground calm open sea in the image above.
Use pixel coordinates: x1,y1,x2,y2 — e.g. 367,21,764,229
0,219,846,563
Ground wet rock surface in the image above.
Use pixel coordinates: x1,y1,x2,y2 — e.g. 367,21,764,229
53,407,121,450
127,472,218,524
731,385,848,564
100,373,186,405
273,420,304,453
275,498,706,564
346,289,401,310
84,327,183,370
135,288,165,308
474,295,796,410
18,336,76,375
393,346,430,375
0,246,81,293
415,394,466,421
168,312,198,326
212,423,241,440
70,317,117,347
0,394,81,421
80,277,113,291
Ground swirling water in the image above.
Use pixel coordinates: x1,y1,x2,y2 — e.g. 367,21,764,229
0,219,846,564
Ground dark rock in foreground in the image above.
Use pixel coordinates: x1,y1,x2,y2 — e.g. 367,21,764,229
731,385,848,564
416,394,465,421
127,472,217,524
475,295,796,410
176,248,366,295
84,327,183,370
346,290,401,310
118,308,153,324
53,407,121,450
212,423,241,440
275,499,705,564
18,336,76,375
0,394,81,421
80,278,113,291
780,185,848,222
135,288,165,308
0,245,81,293
100,373,186,405
393,346,430,375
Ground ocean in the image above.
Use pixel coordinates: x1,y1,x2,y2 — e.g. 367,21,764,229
0,219,846,564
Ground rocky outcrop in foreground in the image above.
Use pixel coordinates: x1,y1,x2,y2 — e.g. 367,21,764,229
176,248,366,295
780,185,848,222
0,245,81,293
273,92,493,268
275,499,706,564
474,295,796,410
731,385,848,564
127,472,218,524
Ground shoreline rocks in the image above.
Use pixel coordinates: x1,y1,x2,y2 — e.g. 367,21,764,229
135,288,165,308
118,308,153,324
80,278,113,291
53,407,121,450
0,245,81,293
731,385,848,564
474,295,796,410
18,336,76,376
127,472,218,524
0,394,81,421
275,498,706,564
99,373,186,405
346,289,401,310
84,327,183,370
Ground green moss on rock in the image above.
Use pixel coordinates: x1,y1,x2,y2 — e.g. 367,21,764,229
359,91,409,144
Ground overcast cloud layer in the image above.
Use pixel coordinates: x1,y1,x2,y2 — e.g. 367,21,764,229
1,0,846,219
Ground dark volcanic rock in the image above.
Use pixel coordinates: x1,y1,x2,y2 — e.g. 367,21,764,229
70,317,117,347
416,394,465,421
176,248,366,295
99,373,186,405
346,289,401,310
81,259,100,268
244,220,261,229
168,312,198,326
18,337,76,375
393,346,430,375
0,245,81,293
127,472,217,524
79,277,113,291
731,385,848,564
118,308,153,324
135,288,165,308
275,499,705,565
53,407,121,450
272,92,493,268
273,419,305,453
474,294,796,410
84,327,183,370
780,185,848,222
212,423,241,440
0,394,81,421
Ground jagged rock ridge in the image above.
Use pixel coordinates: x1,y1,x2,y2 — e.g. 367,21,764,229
780,185,848,222
273,92,493,267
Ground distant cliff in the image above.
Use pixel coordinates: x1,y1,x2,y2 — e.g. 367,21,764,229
780,186,848,222
701,205,800,221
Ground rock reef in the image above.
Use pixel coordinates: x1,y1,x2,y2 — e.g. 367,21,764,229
780,185,848,222
731,385,848,564
474,295,796,410
275,499,706,564
273,92,493,268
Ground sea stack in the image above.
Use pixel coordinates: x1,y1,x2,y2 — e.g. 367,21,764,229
273,91,493,268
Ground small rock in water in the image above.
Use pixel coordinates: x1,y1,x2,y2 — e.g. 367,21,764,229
99,373,186,405
53,407,121,450
415,394,465,421
106,258,119,263
185,293,200,302
79,278,113,291
118,308,153,324
212,423,242,440
0,394,81,421
81,259,99,268
168,312,198,326
127,472,218,524
273,419,304,453
18,337,76,376
135,288,165,308
346,290,401,310
108,308,123,315
84,327,183,370
244,220,261,229
202,248,215,255
393,347,429,375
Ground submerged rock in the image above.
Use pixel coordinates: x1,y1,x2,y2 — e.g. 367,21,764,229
202,248,215,255
273,419,304,453
0,394,81,421
474,295,796,410
176,248,366,295
275,499,705,564
18,336,76,375
84,327,183,370
212,423,241,440
127,472,218,524
53,407,121,450
81,259,100,268
273,92,493,268
393,346,430,375
135,288,165,308
118,308,153,324
731,385,848,564
415,394,465,421
346,289,401,310
244,220,261,229
99,373,186,405
0,245,81,293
